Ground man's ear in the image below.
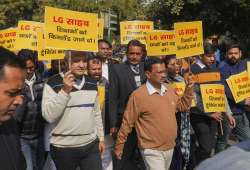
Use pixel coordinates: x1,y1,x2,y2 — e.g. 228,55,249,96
145,70,150,79
239,50,242,59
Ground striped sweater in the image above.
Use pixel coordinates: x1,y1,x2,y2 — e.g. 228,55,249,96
42,73,104,148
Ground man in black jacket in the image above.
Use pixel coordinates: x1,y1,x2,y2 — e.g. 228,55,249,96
0,47,26,170
16,49,45,170
109,40,146,170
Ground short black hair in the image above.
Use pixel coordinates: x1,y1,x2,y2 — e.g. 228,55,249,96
126,39,144,54
0,47,26,80
87,54,102,67
64,50,92,61
17,49,35,63
98,39,112,48
226,43,241,52
203,42,216,55
144,57,164,72
164,55,176,66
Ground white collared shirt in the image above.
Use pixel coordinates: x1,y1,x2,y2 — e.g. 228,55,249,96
146,81,167,96
25,74,36,101
102,61,109,81
73,76,85,90
60,72,86,90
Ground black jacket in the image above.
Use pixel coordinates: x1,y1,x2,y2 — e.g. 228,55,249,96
109,62,146,128
0,118,26,170
15,73,45,139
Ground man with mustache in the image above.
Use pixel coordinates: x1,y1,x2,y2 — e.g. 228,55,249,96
42,51,105,170
0,47,26,170
114,57,194,170
87,55,114,170
217,43,250,151
109,40,147,170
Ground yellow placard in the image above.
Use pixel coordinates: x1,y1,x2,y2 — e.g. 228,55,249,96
98,85,105,111
170,82,196,107
226,71,250,103
146,30,176,56
247,62,250,79
98,19,104,40
0,28,18,51
37,28,65,61
15,21,43,51
120,21,154,44
200,84,226,112
44,6,98,52
174,21,204,59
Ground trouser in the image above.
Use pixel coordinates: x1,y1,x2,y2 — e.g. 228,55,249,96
113,128,145,170
215,113,250,153
42,152,56,170
140,148,174,170
21,138,39,170
50,139,102,170
102,146,113,170
169,144,183,170
190,114,217,165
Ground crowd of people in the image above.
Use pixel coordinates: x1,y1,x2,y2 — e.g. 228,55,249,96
0,37,250,170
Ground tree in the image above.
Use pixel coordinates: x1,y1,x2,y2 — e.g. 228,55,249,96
146,0,250,54
0,0,148,29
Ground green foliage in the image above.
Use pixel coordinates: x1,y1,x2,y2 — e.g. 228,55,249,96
0,0,37,28
146,0,250,53
1,0,250,53
0,0,147,29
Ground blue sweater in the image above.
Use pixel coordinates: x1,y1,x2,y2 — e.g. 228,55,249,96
219,59,246,115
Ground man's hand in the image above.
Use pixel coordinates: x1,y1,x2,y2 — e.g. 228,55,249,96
184,73,194,88
245,98,250,106
114,148,122,160
99,141,105,157
227,115,236,128
211,112,223,122
110,127,118,136
62,71,75,94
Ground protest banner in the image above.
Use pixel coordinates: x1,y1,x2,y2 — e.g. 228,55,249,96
120,21,153,44
226,71,250,103
200,84,226,112
170,82,196,107
98,18,104,40
174,21,204,59
37,28,65,61
15,21,43,51
146,30,176,56
44,6,98,52
0,28,18,51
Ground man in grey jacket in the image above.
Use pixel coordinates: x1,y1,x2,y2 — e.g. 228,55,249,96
42,51,105,170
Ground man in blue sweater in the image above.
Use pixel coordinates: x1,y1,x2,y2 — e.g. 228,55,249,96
218,43,250,151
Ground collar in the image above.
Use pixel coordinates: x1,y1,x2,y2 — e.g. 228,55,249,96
73,76,85,90
196,59,206,69
146,81,167,96
60,73,86,90
25,74,36,85
103,60,108,64
98,77,108,86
